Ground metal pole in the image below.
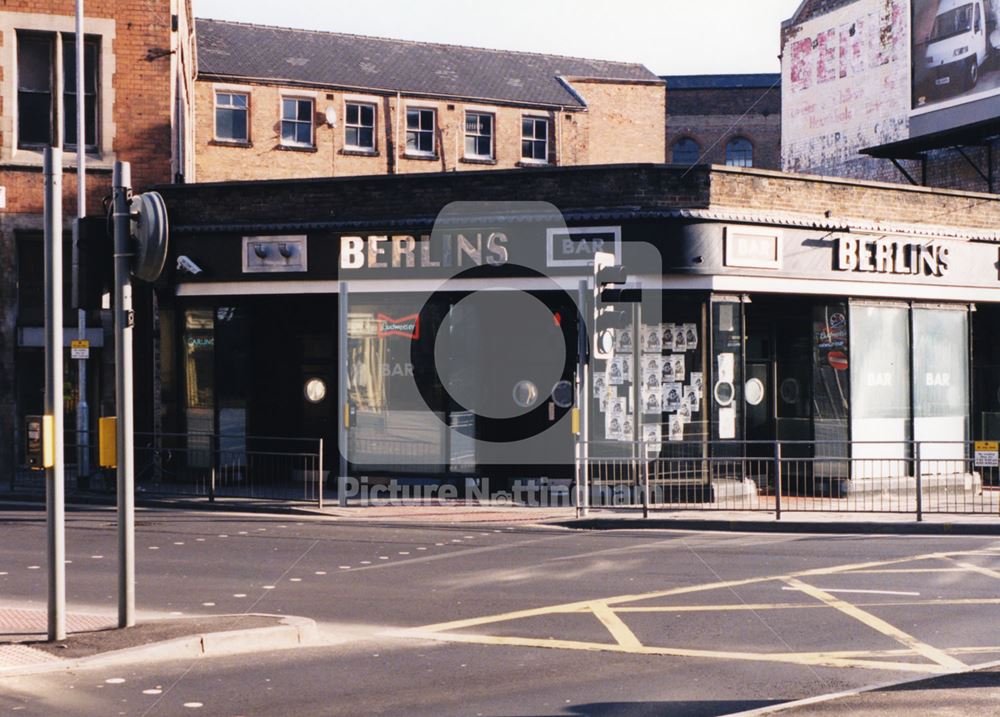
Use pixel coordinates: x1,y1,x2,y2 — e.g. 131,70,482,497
338,281,349,507
44,148,66,642
112,162,135,628
915,440,923,522
74,0,90,489
576,280,588,518
317,437,324,509
774,441,782,521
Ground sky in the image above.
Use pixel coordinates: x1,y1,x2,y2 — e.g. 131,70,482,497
193,0,805,76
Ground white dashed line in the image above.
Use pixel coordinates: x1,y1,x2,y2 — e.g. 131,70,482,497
91,555,103,559
378,556,389,560
218,535,228,538
104,678,125,684
27,565,39,570
183,702,204,709
233,594,247,598
360,561,371,565
416,547,427,551
289,578,302,582
195,538,206,542
435,543,445,546
65,560,72,564
0,572,7,576
314,571,327,575
173,542,185,546
238,531,248,535
142,688,162,695
398,552,410,555
148,546,159,550
339,566,351,570
464,536,475,539
169,611,183,616
262,585,275,590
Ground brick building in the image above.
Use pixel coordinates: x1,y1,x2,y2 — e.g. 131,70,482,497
663,74,782,170
192,19,667,182
155,163,1000,496
781,0,1000,192
0,0,195,487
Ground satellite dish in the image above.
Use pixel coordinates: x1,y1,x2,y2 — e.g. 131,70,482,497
130,191,169,282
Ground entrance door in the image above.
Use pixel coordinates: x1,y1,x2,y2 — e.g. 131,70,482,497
744,301,813,492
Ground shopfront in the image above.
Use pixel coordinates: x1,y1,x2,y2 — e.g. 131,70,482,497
155,165,1000,498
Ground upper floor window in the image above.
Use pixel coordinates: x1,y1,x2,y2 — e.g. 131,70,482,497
465,112,494,159
17,31,99,150
345,102,376,150
725,136,753,167
672,137,700,165
281,97,314,147
215,92,248,142
521,116,549,162
406,108,435,155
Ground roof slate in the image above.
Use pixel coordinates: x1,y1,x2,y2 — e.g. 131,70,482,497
661,74,781,90
196,18,661,108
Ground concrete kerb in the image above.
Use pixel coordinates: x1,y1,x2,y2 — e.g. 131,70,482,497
726,657,1000,716
556,516,1000,535
0,614,318,678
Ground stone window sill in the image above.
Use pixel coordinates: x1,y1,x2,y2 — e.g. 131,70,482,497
277,143,318,153
403,152,439,161
210,139,252,148
340,148,380,157
460,156,497,166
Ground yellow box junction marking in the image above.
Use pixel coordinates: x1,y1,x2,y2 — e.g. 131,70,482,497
384,548,1000,675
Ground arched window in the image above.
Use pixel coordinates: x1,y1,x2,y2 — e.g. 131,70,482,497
725,136,754,167
672,137,700,165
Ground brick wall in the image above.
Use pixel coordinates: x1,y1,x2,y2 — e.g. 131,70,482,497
0,0,191,487
193,78,666,182
781,0,910,179
157,164,1000,235
665,86,781,169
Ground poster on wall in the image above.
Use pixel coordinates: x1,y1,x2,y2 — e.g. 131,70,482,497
616,325,634,353
912,0,1000,112
682,323,698,350
642,388,662,414
608,358,626,386
661,323,675,351
669,415,684,442
663,382,683,411
641,325,662,353
593,372,608,399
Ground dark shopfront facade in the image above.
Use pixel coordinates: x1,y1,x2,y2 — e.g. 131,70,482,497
153,165,1000,498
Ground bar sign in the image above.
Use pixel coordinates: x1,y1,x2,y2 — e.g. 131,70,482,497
974,441,998,468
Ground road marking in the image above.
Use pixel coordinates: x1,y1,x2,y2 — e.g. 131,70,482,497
105,678,125,684
782,577,965,670
949,560,1000,580
27,565,39,570
142,688,162,695
289,578,302,582
590,602,642,649
391,629,950,674
201,602,215,607
315,571,327,575
849,568,968,574
232,594,246,598
781,587,921,597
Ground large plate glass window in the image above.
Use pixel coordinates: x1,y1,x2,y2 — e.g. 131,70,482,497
345,102,376,150
850,305,911,478
406,108,435,155
913,307,968,466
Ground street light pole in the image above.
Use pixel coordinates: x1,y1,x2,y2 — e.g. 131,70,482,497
74,0,90,488
112,162,135,628
43,148,66,642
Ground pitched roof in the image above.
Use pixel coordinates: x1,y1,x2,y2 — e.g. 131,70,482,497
196,18,661,108
661,74,781,90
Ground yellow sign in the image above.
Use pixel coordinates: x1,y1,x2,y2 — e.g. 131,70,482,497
70,339,90,359
974,441,998,468
99,417,117,468
70,339,89,349
975,441,998,452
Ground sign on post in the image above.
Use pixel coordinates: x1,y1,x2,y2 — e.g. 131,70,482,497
70,339,90,359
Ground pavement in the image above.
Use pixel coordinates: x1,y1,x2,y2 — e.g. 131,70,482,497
0,606,317,677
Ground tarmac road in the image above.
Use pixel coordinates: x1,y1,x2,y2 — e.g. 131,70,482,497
2,507,1000,716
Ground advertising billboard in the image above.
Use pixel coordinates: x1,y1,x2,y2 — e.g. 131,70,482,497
912,0,1000,110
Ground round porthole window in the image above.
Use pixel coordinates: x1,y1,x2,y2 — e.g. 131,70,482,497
512,380,540,409
745,378,765,406
713,380,735,407
551,380,574,408
780,378,800,405
304,377,327,404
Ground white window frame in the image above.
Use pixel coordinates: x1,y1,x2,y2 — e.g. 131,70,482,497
725,136,754,168
520,115,549,163
213,90,249,143
344,101,377,151
464,110,495,160
280,95,314,148
405,106,436,156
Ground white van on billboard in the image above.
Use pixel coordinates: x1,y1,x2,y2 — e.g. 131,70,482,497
914,0,1000,107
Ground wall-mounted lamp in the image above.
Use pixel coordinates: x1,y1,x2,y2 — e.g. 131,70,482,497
278,243,294,259
253,244,269,259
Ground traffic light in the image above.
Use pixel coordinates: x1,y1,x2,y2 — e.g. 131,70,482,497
73,215,113,310
593,251,638,359
596,265,641,304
